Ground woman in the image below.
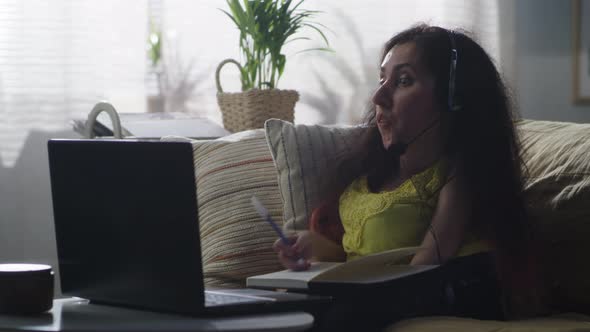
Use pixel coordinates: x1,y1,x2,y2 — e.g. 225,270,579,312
274,24,537,326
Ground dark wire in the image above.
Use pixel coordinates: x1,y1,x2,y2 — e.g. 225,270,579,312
404,116,441,147
428,223,443,265
427,173,457,265
411,173,449,266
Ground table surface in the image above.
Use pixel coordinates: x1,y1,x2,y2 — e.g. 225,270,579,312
0,298,314,332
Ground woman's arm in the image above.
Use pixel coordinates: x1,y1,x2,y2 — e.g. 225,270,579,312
307,198,346,262
411,175,471,265
273,230,345,270
273,197,347,270
308,231,346,262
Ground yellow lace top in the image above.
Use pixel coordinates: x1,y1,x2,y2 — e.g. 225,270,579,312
339,159,489,261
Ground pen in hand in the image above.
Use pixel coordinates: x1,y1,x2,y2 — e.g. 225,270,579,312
251,196,306,267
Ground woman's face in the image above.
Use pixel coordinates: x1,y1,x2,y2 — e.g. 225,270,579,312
371,42,440,149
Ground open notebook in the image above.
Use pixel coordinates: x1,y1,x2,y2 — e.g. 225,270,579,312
247,246,439,292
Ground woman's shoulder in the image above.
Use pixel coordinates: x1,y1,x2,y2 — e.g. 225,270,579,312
309,195,344,244
342,175,368,194
410,158,452,195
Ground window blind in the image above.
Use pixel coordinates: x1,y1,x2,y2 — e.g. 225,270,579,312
0,0,147,167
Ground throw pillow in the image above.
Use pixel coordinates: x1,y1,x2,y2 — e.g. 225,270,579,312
163,130,284,288
518,119,590,313
264,118,366,232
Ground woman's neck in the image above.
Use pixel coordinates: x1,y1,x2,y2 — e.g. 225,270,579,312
398,126,445,179
378,136,444,192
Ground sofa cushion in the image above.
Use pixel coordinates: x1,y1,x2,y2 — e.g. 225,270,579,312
164,130,284,288
264,118,365,231
519,120,590,313
385,313,590,332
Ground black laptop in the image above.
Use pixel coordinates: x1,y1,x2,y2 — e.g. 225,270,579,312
47,139,328,316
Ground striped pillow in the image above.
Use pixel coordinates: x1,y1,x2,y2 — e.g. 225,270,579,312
164,130,284,288
264,119,366,232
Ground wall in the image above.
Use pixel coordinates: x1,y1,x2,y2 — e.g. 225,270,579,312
515,0,590,122
0,129,79,295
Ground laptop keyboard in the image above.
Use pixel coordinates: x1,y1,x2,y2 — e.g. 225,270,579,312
204,291,274,306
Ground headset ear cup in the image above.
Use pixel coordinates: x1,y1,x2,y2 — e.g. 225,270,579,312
447,30,462,112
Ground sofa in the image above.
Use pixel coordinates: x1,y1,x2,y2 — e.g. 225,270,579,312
165,118,590,331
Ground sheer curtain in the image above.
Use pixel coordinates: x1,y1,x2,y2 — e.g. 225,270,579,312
0,0,146,167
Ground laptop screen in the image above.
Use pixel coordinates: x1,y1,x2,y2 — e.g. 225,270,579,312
48,139,206,313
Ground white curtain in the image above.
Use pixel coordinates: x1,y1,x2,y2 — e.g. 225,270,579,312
0,0,502,166
0,0,146,167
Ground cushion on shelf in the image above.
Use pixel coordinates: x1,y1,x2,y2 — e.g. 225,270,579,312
163,130,284,288
264,118,366,232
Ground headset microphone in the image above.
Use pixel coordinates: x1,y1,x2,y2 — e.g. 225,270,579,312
384,29,461,266
386,116,440,156
382,29,460,161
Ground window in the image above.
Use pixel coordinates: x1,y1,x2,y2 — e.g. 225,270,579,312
0,1,502,167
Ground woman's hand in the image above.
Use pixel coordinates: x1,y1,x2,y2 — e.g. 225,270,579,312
272,231,313,271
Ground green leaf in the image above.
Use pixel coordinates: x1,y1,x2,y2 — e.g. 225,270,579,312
292,47,334,55
277,54,286,76
302,23,330,46
283,36,310,45
219,0,330,89
219,9,240,29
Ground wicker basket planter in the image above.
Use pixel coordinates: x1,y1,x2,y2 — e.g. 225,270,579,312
216,59,298,133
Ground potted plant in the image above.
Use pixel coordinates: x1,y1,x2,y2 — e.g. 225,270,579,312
216,0,330,132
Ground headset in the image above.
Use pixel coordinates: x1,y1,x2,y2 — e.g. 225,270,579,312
447,30,461,112
382,30,464,264
424,30,463,266
391,30,462,155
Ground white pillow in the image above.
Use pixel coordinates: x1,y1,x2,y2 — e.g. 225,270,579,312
264,119,366,231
